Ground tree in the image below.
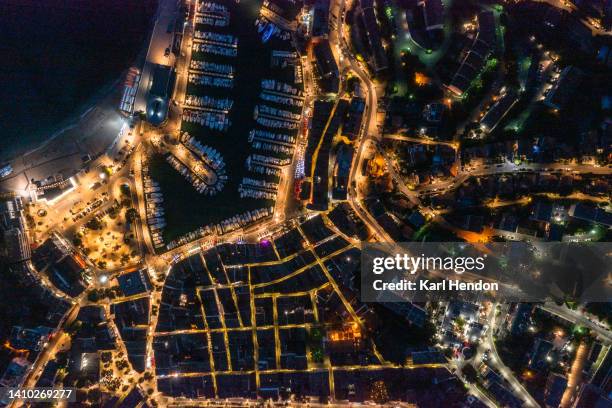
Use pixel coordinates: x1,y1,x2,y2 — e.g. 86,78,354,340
120,184,131,196
101,352,112,363
345,76,359,93
86,218,103,230
87,290,100,302
126,208,138,222
87,388,101,403
455,317,466,332
66,320,82,335
108,206,119,219
73,236,83,247
462,364,478,383
369,381,389,404
311,348,323,363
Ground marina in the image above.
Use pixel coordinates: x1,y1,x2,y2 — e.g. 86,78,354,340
250,141,294,156
182,109,231,131
270,50,299,67
260,91,304,107
188,73,234,88
141,158,167,250
184,95,234,112
254,104,301,122
151,130,229,198
238,177,279,200
196,1,230,27
249,129,296,146
194,31,238,47
148,0,302,246
165,154,223,196
261,79,303,96
189,60,235,77
193,43,238,58
255,116,300,130
255,18,291,43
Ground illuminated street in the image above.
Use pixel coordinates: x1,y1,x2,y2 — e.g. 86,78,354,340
0,0,610,406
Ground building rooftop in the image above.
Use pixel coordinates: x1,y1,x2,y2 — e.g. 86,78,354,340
360,0,388,72
311,0,330,37
117,268,152,297
312,40,339,94
545,66,583,111
145,64,175,126
569,203,612,227
480,89,519,132
545,373,567,408
332,142,354,201
419,0,444,31
447,11,495,96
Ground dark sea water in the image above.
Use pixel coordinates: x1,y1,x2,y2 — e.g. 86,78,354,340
0,0,158,161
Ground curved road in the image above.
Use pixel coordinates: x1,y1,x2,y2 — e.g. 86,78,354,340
484,303,540,408
538,303,612,344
